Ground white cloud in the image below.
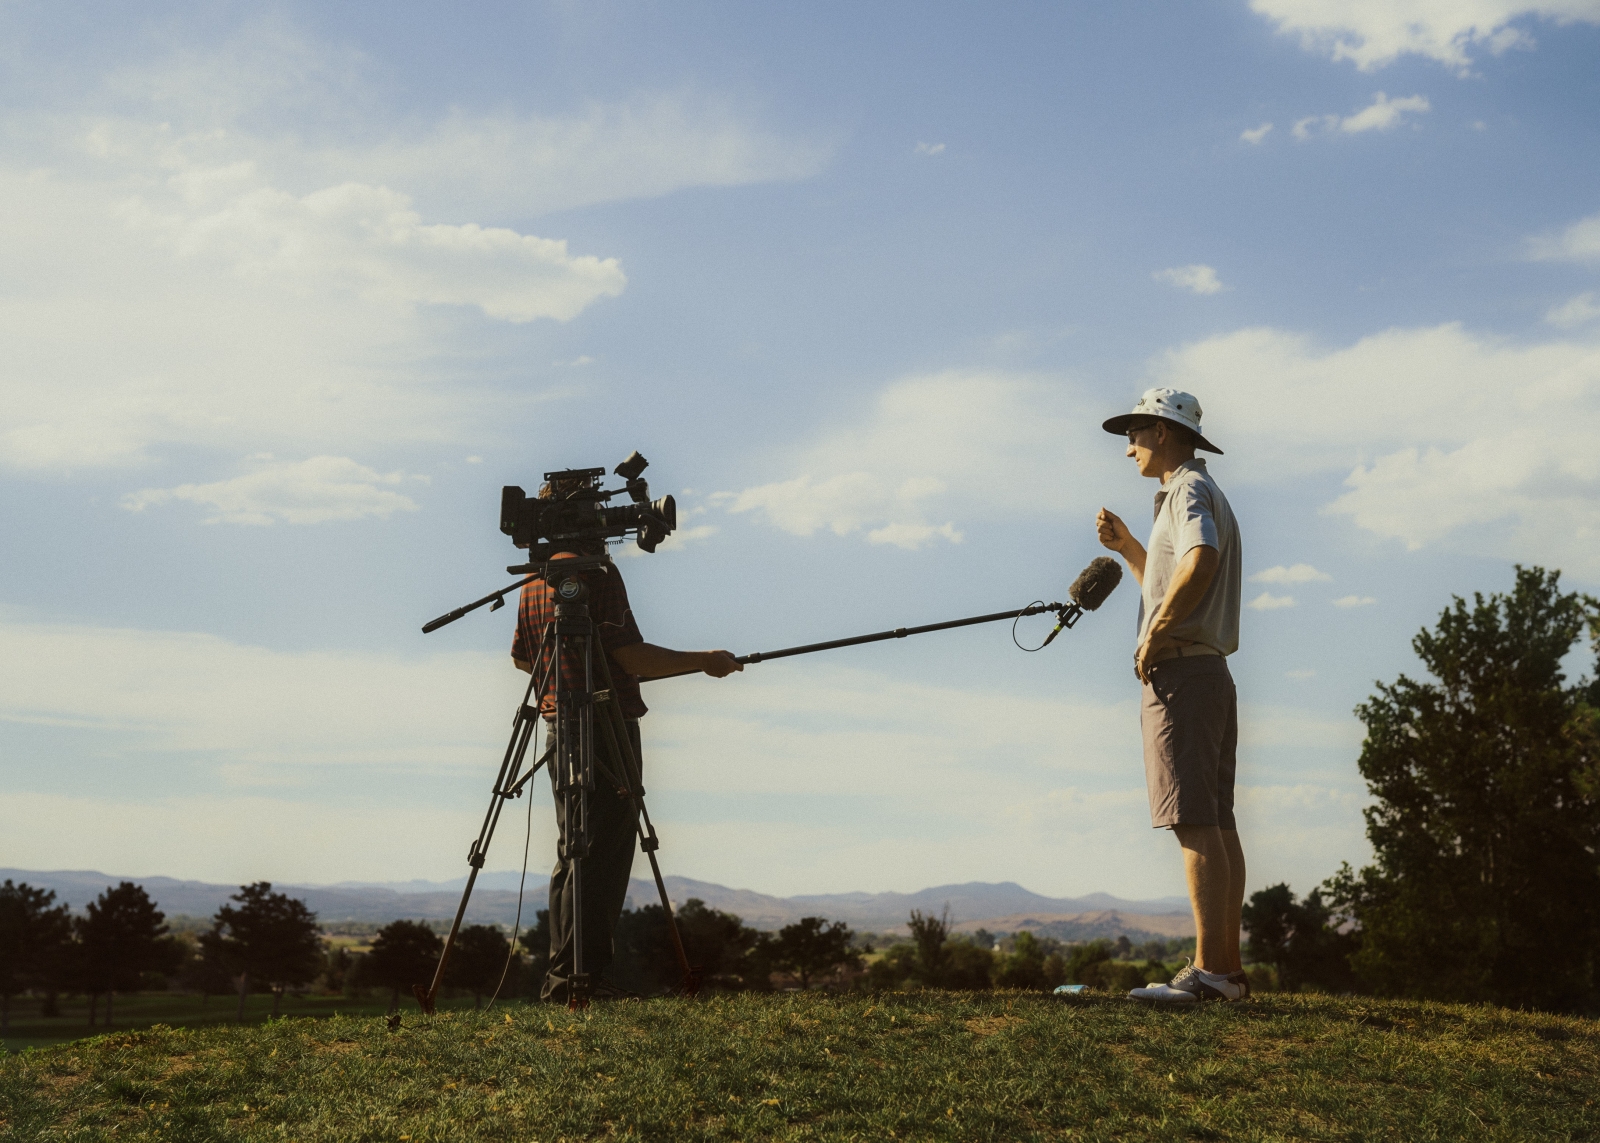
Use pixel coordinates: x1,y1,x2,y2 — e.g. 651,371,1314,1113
1150,320,1600,577
1529,211,1600,262
0,21,824,474
86,23,829,220
1247,591,1297,610
915,142,946,156
1251,0,1600,73
0,620,523,771
1546,292,1600,327
124,180,626,324
1154,264,1224,295
1293,93,1430,139
1333,595,1377,608
1241,122,1274,144
123,455,419,525
713,371,1096,549
1251,563,1332,584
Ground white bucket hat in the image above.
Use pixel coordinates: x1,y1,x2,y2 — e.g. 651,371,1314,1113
1102,387,1222,455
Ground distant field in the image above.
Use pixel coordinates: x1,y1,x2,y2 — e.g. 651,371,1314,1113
3,991,1595,1141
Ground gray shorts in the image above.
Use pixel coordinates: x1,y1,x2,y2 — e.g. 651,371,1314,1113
1140,655,1238,830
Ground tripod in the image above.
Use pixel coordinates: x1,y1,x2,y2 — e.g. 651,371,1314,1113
414,554,696,1014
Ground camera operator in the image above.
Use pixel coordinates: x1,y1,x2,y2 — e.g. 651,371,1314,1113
510,478,741,1003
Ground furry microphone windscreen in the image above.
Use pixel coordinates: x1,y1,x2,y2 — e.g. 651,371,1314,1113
1068,556,1123,611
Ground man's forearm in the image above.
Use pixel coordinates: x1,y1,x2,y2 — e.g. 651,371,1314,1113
1118,540,1148,587
613,642,727,679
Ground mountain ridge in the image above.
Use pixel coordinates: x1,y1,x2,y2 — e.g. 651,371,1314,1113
0,867,1191,936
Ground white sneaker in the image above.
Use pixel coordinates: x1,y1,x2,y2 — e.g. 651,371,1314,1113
1128,961,1244,1003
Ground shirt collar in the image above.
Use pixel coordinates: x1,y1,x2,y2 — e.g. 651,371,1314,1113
1152,458,1206,517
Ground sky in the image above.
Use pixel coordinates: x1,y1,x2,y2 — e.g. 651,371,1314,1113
3,0,1599,909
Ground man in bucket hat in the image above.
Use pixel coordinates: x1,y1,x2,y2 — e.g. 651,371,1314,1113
1097,387,1248,1002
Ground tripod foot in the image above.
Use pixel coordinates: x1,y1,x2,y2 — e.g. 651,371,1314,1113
412,984,436,1015
678,968,703,999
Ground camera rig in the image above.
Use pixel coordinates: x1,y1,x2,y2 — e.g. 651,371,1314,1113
501,450,676,560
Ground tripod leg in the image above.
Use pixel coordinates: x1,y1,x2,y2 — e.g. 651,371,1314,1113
415,666,548,1014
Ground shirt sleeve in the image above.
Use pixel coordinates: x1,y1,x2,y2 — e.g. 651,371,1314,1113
595,569,645,655
510,588,529,662
1170,479,1219,557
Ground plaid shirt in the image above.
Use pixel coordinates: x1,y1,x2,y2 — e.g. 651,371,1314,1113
510,560,647,719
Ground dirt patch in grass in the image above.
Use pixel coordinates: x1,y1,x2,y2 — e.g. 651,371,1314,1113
964,1015,1024,1037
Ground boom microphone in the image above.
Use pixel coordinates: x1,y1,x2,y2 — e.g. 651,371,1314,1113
1068,556,1123,612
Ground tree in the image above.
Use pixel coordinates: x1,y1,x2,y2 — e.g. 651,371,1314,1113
0,880,72,1031
206,883,324,1020
360,920,443,1012
767,917,860,989
996,931,1049,989
907,908,952,986
519,909,552,997
1327,567,1600,1011
1242,883,1358,993
445,925,519,1007
675,899,763,990
76,882,182,1028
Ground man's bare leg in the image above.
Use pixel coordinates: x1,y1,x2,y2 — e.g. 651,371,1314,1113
1221,829,1245,974
1172,824,1239,974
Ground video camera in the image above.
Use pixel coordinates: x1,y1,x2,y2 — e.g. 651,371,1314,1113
499,451,677,560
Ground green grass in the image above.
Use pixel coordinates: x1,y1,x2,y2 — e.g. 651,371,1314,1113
2,991,1596,1141
1,993,485,1055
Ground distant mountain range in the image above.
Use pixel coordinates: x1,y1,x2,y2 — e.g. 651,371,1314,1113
0,868,1192,939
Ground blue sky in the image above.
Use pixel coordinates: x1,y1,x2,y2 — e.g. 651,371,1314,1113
3,1,1599,907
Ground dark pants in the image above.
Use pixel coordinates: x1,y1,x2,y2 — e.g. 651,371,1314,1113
542,718,642,1000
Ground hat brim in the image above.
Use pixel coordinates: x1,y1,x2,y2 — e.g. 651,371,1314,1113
1101,413,1223,455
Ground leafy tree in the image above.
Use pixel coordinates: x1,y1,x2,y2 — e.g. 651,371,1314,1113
76,882,182,1028
1327,567,1600,1011
445,925,519,1007
608,899,764,994
996,931,1051,989
179,931,235,1006
518,909,552,997
676,899,763,989
767,917,860,989
0,880,73,1030
907,908,953,986
944,938,996,990
1242,883,1358,994
206,883,324,1020
320,946,357,996
360,920,443,1012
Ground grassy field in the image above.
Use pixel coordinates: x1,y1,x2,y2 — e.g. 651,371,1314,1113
0,993,485,1055
2,991,1596,1141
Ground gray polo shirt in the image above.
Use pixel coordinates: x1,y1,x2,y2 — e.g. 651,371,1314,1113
1137,459,1242,655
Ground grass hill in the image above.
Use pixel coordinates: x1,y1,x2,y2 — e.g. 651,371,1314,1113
3,992,1594,1140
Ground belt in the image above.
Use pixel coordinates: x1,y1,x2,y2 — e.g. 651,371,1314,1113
1148,642,1222,664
